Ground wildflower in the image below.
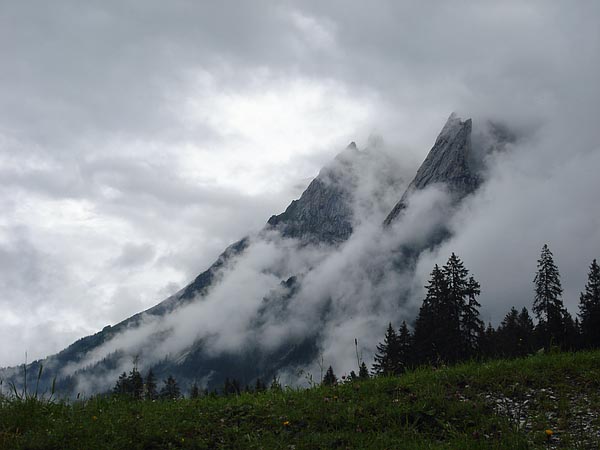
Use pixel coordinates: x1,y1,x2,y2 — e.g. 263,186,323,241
545,429,553,439
283,421,290,426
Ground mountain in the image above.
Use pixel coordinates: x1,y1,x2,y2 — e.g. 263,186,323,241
384,113,480,225
0,113,505,396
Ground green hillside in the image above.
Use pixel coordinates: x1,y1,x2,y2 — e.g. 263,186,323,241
2,350,600,449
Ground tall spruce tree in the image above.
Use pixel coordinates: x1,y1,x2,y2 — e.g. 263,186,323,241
533,244,568,348
413,255,482,364
413,264,448,365
145,369,158,400
372,323,400,375
442,253,470,362
129,367,144,400
579,259,600,348
462,276,484,356
397,321,413,373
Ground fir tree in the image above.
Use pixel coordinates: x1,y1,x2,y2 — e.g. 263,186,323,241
145,369,158,400
190,382,200,399
372,323,400,375
533,244,568,348
462,276,484,356
128,367,144,400
397,321,413,373
579,259,600,348
496,307,534,357
323,366,337,386
255,378,266,392
413,264,448,365
358,362,369,380
480,322,497,359
112,371,130,396
443,253,472,361
160,375,180,400
517,307,535,355
413,255,482,364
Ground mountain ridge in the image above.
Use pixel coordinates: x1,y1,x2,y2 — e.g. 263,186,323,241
0,113,506,395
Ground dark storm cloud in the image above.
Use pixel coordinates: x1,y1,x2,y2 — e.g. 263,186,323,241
1,0,599,366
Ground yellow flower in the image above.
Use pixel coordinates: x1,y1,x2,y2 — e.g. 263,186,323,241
545,429,553,438
283,421,290,426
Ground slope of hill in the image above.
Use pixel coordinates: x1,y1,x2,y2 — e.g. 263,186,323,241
2,350,599,449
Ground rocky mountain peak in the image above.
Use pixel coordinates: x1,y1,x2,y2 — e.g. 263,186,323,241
383,113,479,225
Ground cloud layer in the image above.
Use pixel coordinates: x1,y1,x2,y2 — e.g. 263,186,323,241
1,1,599,367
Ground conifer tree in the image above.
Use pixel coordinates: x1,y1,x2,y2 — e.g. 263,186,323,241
413,255,482,364
190,382,200,399
496,307,534,357
129,367,144,400
112,371,130,396
145,369,158,400
323,366,337,386
480,322,497,359
443,253,471,361
223,377,232,395
517,307,535,355
462,276,484,356
397,321,413,373
255,378,266,392
579,259,600,348
533,244,568,348
358,362,369,380
372,323,400,375
160,375,180,400
413,264,448,365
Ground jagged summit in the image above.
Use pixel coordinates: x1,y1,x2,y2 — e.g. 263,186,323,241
266,142,366,244
383,113,480,225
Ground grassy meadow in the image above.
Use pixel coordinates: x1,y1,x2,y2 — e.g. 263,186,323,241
2,350,600,449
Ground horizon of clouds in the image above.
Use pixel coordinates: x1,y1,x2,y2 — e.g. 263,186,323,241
1,1,600,366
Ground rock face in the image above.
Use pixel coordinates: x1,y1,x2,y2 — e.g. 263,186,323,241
266,143,359,244
383,113,480,225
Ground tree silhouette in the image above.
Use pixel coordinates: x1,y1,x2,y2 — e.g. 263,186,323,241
358,362,369,380
145,369,158,400
533,244,568,348
190,382,200,399
323,366,337,386
160,375,180,400
372,323,400,375
579,259,600,348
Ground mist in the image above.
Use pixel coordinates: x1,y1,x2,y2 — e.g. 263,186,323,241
58,101,600,394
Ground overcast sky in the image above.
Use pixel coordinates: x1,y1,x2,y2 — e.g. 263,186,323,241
1,1,599,367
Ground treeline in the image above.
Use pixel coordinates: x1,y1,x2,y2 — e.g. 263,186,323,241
110,367,288,400
371,244,600,376
110,244,599,398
